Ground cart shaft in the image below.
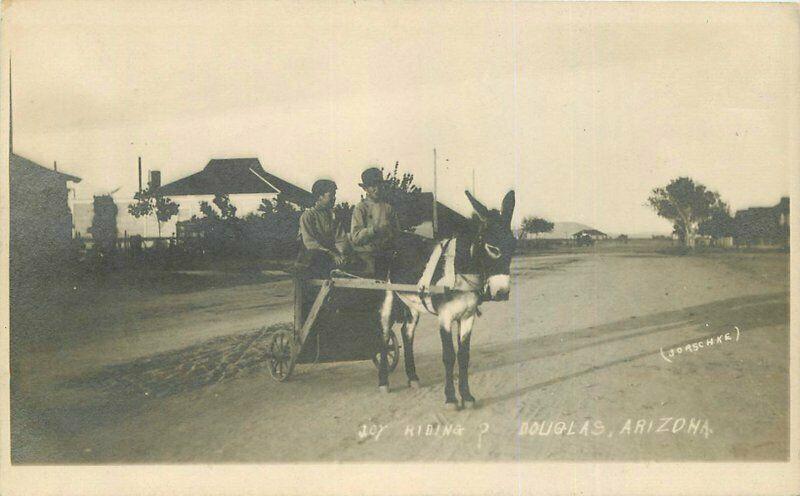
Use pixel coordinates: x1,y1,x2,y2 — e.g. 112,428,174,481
307,278,448,294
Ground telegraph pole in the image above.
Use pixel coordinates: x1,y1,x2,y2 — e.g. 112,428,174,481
433,148,439,238
8,57,12,155
472,167,476,196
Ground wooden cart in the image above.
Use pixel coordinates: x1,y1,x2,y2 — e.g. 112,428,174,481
266,276,447,382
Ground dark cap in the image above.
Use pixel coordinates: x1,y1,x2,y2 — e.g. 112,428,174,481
311,179,337,198
359,167,384,188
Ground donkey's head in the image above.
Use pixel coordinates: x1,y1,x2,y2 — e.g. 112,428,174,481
465,190,516,301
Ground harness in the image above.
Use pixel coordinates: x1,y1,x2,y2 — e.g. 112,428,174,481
415,237,485,315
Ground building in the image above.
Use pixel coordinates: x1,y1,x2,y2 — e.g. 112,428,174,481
9,153,82,267
156,158,314,220
572,229,608,241
393,192,469,239
72,158,314,239
734,197,789,247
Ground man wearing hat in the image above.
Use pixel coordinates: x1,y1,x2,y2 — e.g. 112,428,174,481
297,179,349,278
350,167,400,279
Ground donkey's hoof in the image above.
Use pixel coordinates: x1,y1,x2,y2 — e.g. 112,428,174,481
461,398,477,410
444,401,460,411
408,380,421,390
378,385,390,394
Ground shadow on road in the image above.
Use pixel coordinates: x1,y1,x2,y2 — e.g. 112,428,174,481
62,324,290,398
59,292,787,403
470,292,787,406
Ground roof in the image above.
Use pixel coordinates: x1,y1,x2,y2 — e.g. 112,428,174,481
735,197,789,219
10,153,81,182
394,192,469,237
573,229,607,237
156,158,313,207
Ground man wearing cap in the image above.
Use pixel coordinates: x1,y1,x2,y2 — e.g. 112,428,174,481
350,167,400,279
297,179,348,278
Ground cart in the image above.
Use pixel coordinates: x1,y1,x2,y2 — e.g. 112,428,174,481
266,275,447,382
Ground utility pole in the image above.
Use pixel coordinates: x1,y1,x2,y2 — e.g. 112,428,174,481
138,156,142,193
472,167,476,196
433,147,438,238
8,57,12,156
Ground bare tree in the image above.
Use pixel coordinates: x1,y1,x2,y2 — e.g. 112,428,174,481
128,186,180,238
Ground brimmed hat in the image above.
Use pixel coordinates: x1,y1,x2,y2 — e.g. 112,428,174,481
359,167,385,188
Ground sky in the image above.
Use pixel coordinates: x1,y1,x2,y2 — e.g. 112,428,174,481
3,1,797,234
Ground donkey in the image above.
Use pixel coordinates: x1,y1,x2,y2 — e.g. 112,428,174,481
376,190,516,409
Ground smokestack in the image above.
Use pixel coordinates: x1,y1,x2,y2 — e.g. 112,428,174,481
149,170,161,190
138,156,142,193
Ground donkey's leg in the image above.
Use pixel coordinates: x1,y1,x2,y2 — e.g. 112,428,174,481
377,290,394,392
401,308,421,388
457,315,476,408
440,320,459,409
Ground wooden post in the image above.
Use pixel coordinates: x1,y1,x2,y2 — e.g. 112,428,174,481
433,148,438,238
8,57,12,155
293,278,304,335
472,167,476,196
295,280,332,354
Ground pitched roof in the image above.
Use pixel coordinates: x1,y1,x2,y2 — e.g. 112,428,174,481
10,153,81,182
157,158,313,207
394,192,469,237
574,229,607,237
735,197,790,220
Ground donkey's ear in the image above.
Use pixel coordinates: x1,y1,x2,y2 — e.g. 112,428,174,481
501,190,515,227
465,190,489,220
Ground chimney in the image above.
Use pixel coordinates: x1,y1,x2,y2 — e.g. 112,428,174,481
138,157,142,193
149,170,161,190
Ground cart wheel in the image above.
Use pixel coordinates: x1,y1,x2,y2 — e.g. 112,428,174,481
373,330,400,372
268,329,295,382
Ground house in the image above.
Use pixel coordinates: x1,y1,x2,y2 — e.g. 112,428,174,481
72,158,314,239
156,158,314,221
734,197,789,247
572,229,608,241
515,222,594,240
9,153,82,267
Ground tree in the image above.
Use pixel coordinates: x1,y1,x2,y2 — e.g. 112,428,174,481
257,198,275,218
647,177,720,248
212,193,237,220
380,162,425,231
698,201,735,242
521,216,554,239
199,200,219,220
257,192,300,219
128,186,180,238
383,161,422,199
333,201,355,232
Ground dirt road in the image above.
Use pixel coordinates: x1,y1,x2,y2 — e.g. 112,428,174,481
10,251,789,462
